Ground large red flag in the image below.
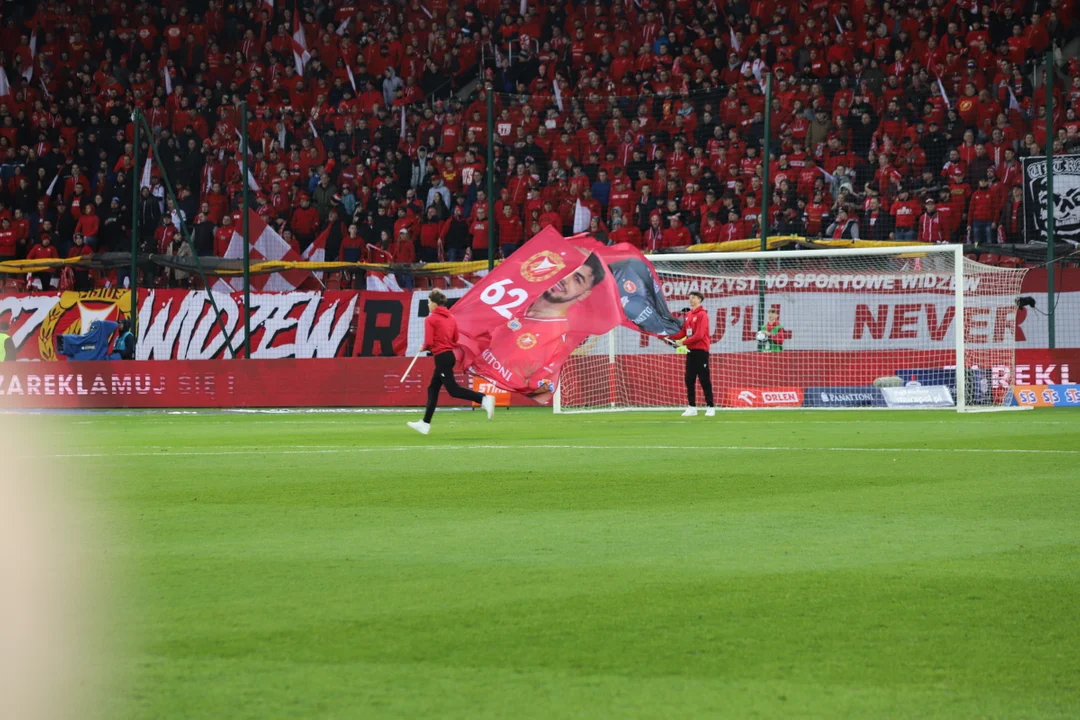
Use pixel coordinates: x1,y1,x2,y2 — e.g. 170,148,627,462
568,234,683,337
451,228,627,403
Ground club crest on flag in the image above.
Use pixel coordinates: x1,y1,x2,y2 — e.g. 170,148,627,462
519,250,565,282
38,289,132,361
516,333,537,349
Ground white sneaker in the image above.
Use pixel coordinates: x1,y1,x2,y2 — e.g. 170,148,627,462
681,407,698,417
407,420,431,435
704,407,716,417
481,394,496,420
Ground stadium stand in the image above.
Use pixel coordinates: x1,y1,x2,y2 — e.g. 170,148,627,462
0,0,1078,291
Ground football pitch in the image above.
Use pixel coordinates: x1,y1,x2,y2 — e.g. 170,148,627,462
34,408,1080,718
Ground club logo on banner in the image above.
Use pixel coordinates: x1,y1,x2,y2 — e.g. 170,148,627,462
1023,154,1080,246
38,289,132,361
520,251,566,282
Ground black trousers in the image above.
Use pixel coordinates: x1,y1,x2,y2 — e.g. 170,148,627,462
685,349,715,407
424,351,485,423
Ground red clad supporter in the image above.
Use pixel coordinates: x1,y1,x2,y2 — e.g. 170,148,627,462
469,207,491,261
661,215,691,249
0,218,15,259
918,200,945,243
609,218,643,249
213,215,235,257
496,205,524,256
890,190,922,241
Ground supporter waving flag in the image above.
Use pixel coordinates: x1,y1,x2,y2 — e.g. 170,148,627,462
451,227,676,403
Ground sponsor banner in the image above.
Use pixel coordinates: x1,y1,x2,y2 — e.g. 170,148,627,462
471,377,512,406
880,385,955,408
0,351,1076,410
0,357,535,409
1023,154,1080,246
1010,384,1080,408
803,386,885,408
725,388,804,407
1,290,361,360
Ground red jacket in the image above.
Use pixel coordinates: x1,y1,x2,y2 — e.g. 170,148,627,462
968,189,995,223
423,305,458,355
672,305,711,351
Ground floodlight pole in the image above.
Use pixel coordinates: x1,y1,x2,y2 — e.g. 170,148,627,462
130,110,140,348
758,73,773,335
1045,51,1056,350
241,101,252,359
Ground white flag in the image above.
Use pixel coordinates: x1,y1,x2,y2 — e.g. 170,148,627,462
140,156,152,189
309,119,319,139
212,210,318,292
419,4,433,18
164,66,173,95
346,63,356,92
0,68,11,99
336,16,351,36
553,78,563,112
936,76,951,110
46,172,59,197
277,124,287,149
835,16,843,33
262,0,273,7
572,198,592,233
22,31,37,82
244,165,261,192
729,27,741,53
293,10,311,76
400,106,406,138
520,0,527,15
1008,87,1021,112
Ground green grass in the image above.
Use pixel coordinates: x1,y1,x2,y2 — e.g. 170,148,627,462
41,408,1080,718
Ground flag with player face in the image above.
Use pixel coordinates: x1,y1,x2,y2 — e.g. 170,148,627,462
451,227,625,402
568,233,682,337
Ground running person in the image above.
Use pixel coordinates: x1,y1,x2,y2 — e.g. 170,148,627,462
408,290,496,435
672,291,715,416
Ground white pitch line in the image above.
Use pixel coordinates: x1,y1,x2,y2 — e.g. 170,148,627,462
35,444,1080,459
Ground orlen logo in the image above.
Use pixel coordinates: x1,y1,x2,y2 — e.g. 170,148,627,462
729,388,804,407
762,391,801,404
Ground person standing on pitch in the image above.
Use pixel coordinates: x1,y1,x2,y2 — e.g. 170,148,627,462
408,290,495,435
672,291,715,417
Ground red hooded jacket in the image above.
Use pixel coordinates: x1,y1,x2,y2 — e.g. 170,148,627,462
423,305,459,355
672,305,711,351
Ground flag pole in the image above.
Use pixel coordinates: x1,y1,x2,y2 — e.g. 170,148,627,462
130,110,140,349
241,101,252,359
758,72,772,335
486,86,496,271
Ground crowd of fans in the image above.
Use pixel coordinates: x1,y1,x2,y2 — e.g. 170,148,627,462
0,0,1078,290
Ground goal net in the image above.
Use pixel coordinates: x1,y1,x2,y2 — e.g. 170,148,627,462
555,246,1029,412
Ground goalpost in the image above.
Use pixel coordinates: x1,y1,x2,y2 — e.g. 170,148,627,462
554,245,1030,413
